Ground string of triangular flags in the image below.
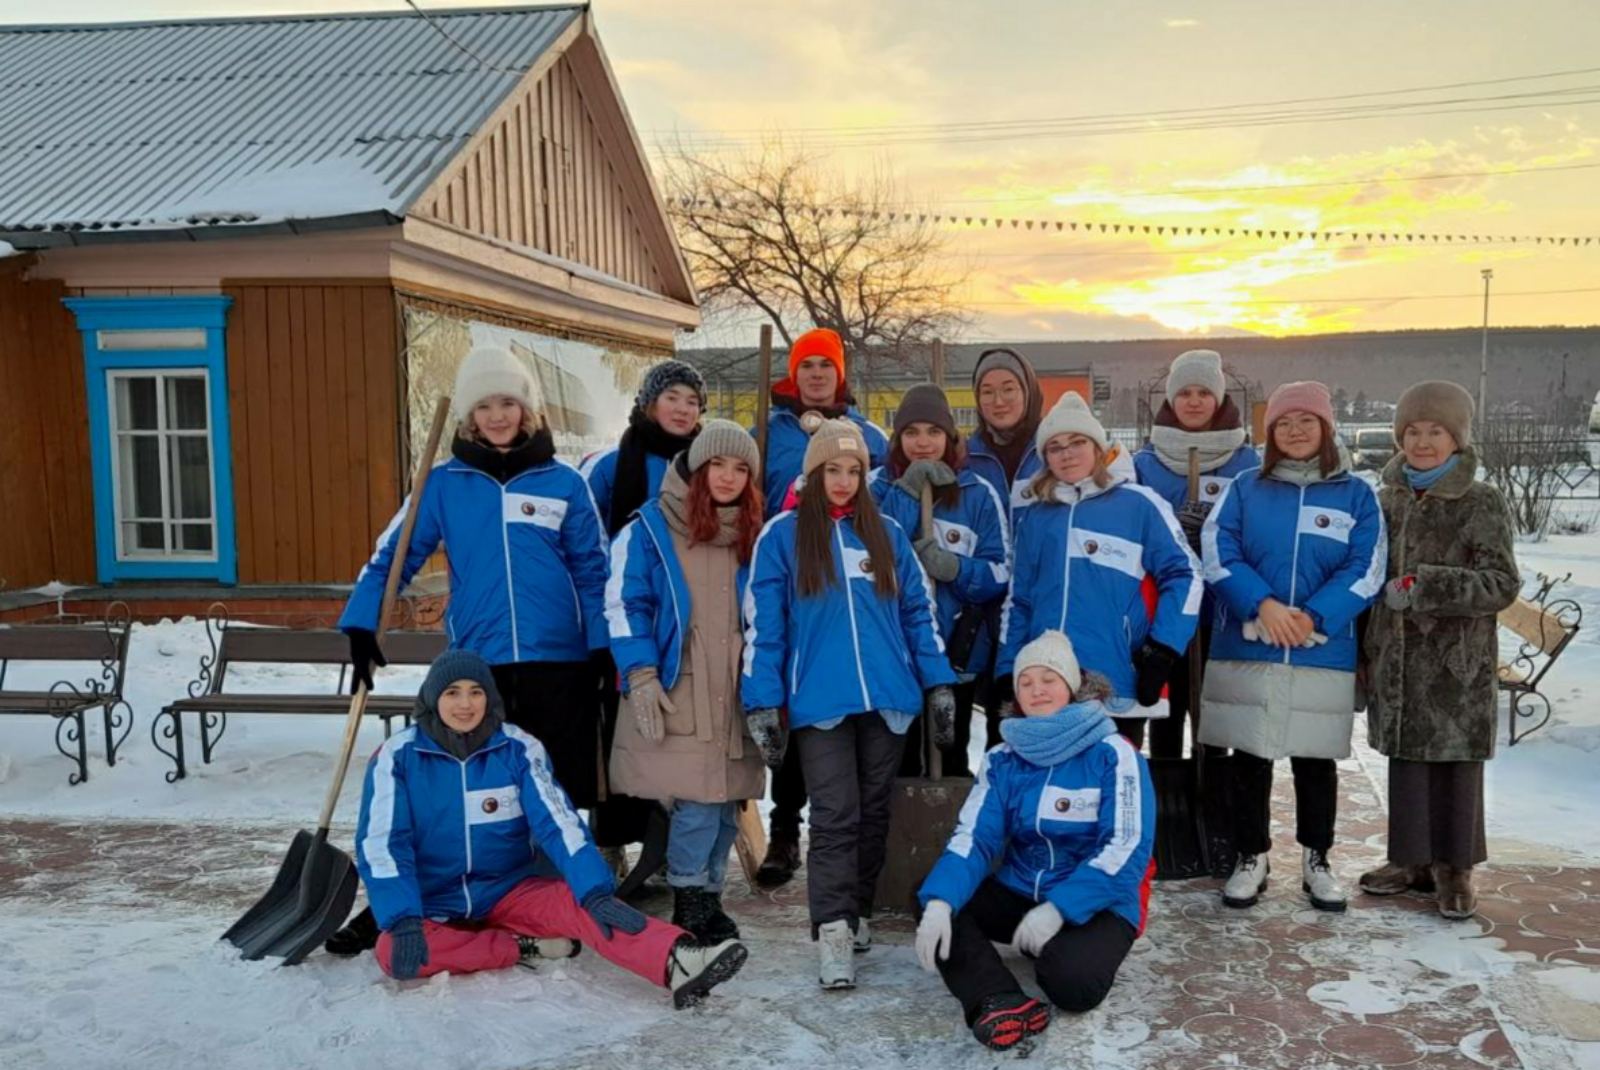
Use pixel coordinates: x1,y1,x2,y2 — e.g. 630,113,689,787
673,196,1597,247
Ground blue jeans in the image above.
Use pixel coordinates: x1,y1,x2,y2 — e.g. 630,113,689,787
667,800,740,891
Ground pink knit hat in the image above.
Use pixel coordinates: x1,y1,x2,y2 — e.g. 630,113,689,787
1264,381,1335,430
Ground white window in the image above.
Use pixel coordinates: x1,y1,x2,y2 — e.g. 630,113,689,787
953,406,977,428
108,371,217,561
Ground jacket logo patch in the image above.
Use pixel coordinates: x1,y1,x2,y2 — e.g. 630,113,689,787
521,503,536,517
466,787,523,825
1055,797,1073,813
1038,785,1100,824
946,530,961,544
860,558,874,574
1316,514,1331,528
1206,482,1220,495
1083,540,1099,554
482,797,499,814
504,494,566,530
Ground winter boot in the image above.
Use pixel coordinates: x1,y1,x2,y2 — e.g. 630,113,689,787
853,917,872,954
515,934,580,969
665,936,748,1009
816,920,856,990
1302,848,1347,912
1358,862,1434,897
969,992,1052,1051
1222,853,1270,908
1433,863,1477,920
756,827,801,887
324,905,378,956
671,886,718,944
702,891,741,944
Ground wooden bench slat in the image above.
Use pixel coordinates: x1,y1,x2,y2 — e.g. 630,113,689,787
1498,597,1576,656
0,692,107,712
167,694,417,714
215,628,447,666
0,627,122,661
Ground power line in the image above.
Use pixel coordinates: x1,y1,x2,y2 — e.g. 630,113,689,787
966,285,1600,308
401,0,522,74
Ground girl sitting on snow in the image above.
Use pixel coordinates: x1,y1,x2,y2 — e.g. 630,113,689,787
916,630,1155,1052
355,649,745,1008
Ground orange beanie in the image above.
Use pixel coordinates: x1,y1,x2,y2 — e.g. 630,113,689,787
787,328,846,385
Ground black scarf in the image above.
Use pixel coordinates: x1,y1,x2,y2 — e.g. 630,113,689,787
451,428,555,484
609,406,697,535
415,694,504,761
770,384,855,422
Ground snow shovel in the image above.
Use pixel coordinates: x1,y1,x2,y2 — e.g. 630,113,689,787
223,394,452,964
878,483,971,909
1150,447,1231,880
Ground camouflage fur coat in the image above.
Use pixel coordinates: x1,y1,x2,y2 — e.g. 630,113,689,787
1364,449,1519,762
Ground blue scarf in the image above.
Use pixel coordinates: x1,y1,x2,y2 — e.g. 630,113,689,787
1000,701,1116,767
1404,453,1460,492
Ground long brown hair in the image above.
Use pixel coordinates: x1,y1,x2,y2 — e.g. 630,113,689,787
685,463,765,564
888,431,968,510
1262,417,1340,477
795,467,898,600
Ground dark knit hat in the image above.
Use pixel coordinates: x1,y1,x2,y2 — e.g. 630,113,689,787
421,650,503,714
1394,380,1474,449
893,383,958,438
636,359,707,411
416,650,505,759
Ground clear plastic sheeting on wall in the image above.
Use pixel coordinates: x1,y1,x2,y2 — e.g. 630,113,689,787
402,305,661,470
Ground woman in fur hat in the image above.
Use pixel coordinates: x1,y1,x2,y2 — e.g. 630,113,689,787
1360,381,1519,920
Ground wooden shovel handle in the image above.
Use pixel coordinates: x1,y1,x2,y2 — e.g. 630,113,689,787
317,395,453,833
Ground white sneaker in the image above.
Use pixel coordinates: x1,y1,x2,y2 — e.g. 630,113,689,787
817,920,856,989
1302,848,1347,913
666,937,748,1009
853,917,871,954
1222,854,1270,908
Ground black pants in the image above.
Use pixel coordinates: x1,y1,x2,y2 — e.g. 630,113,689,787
492,661,600,810
770,744,807,840
1230,750,1337,856
1150,627,1224,761
933,878,1136,1022
793,713,908,934
1112,717,1146,750
898,679,978,778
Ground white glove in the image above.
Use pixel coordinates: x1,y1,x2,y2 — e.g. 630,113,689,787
915,900,953,973
1301,631,1329,648
1242,618,1262,643
1013,901,1063,957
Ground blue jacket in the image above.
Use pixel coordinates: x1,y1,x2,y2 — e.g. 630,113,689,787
997,477,1201,698
1132,443,1261,515
355,724,614,931
339,457,610,664
868,467,1011,672
919,729,1155,934
606,499,750,694
755,406,889,518
741,511,957,728
1201,466,1387,670
581,447,672,530
967,433,1044,524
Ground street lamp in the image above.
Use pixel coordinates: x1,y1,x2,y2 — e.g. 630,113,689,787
1478,268,1493,420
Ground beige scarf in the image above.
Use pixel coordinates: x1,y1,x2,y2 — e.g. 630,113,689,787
658,460,742,547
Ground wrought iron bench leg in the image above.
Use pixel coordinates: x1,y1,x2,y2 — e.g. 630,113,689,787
103,698,134,767
151,707,187,782
1507,685,1552,747
54,710,90,786
199,710,226,765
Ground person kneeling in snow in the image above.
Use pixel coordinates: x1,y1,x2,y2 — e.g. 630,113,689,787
355,650,747,1008
915,631,1155,1052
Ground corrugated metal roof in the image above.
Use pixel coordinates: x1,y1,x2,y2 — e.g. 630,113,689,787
0,5,583,246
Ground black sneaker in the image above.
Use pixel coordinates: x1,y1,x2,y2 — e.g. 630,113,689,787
970,993,1051,1051
756,830,801,887
324,906,378,957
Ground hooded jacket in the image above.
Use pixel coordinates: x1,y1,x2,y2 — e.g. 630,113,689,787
741,510,956,728
340,454,610,663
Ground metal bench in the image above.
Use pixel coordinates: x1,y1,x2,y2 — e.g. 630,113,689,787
150,605,447,782
1497,573,1582,745
0,603,134,785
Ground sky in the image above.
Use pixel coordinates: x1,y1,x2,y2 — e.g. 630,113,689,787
10,0,1600,342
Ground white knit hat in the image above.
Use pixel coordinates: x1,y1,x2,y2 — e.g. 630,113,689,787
1014,630,1082,695
451,345,539,422
1035,391,1108,456
1165,349,1226,405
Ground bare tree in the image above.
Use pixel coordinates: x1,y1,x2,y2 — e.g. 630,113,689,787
660,141,968,389
1478,388,1592,537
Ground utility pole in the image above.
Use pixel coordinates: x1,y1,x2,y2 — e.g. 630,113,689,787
1477,268,1493,420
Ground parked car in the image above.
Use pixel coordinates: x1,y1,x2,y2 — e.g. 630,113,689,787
1352,428,1397,471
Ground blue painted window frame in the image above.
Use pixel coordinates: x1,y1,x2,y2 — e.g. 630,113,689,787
63,296,238,584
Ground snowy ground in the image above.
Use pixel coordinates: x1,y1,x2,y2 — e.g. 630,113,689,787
1,533,1599,1068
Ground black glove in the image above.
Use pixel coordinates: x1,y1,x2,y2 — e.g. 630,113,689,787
991,674,1016,719
590,648,617,692
386,916,429,980
347,628,388,693
582,890,648,939
926,686,957,748
746,707,788,769
1176,500,1212,555
1132,640,1180,707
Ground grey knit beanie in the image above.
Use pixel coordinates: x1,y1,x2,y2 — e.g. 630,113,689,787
1035,391,1109,455
1394,380,1474,449
893,383,958,438
636,359,707,411
687,418,761,476
1165,349,1226,405
421,650,503,714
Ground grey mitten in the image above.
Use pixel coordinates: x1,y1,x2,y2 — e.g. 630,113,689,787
1385,576,1417,611
896,459,958,500
746,707,788,769
926,685,957,748
1176,499,1212,554
625,667,673,743
913,535,962,583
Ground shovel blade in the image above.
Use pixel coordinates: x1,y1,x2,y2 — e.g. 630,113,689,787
879,775,971,911
1150,757,1209,881
223,829,359,964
